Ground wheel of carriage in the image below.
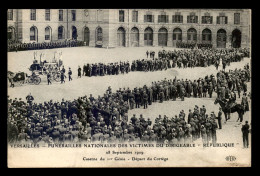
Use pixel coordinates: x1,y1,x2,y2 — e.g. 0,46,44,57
33,77,41,85
53,73,61,82
25,77,33,84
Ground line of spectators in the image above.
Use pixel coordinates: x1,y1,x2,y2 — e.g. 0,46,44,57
176,41,213,49
147,48,249,70
79,48,250,77
82,62,130,77
8,40,85,52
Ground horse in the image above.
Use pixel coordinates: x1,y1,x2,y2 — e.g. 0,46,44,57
214,97,245,123
7,71,27,86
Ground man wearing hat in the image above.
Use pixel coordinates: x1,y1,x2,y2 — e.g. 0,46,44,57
26,93,34,106
47,71,52,85
68,67,72,81
131,114,137,125
217,107,223,129
208,81,213,98
211,119,218,144
77,66,82,78
241,121,250,148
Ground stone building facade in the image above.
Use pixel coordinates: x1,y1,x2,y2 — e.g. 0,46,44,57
7,9,251,48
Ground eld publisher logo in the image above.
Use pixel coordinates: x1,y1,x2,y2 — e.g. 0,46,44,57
225,156,236,162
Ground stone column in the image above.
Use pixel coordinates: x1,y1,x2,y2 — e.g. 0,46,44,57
89,28,96,47
241,29,248,48
226,32,232,48
153,32,158,47
139,32,144,47
167,32,173,47
182,29,187,42
212,31,217,48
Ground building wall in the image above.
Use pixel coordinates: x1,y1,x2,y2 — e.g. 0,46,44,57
7,9,251,48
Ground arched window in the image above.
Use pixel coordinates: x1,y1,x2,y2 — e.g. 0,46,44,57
232,29,241,48
130,27,139,47
84,27,90,46
7,27,15,40
173,28,182,41
30,26,37,41
158,28,168,46
58,26,65,39
45,27,51,40
217,29,227,48
72,26,77,40
96,27,102,42
117,27,126,47
187,28,197,41
202,28,212,43
144,27,153,46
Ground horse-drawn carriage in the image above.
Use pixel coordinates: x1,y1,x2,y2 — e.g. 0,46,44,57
8,71,41,86
29,57,63,82
8,52,63,87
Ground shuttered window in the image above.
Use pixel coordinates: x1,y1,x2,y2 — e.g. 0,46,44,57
217,16,228,24
187,15,198,23
158,15,168,23
132,10,138,22
144,15,154,22
172,15,183,23
119,10,124,22
234,13,240,24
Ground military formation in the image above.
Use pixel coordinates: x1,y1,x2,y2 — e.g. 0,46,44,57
82,62,131,77
78,48,250,77
8,96,221,144
8,40,85,52
7,43,251,147
7,62,250,144
176,41,213,49
147,48,250,69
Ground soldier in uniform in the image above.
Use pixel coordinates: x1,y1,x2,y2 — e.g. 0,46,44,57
193,80,198,98
208,81,213,98
143,91,148,109
241,121,250,148
26,93,34,106
211,119,218,144
217,107,222,129
135,90,141,108
47,71,52,85
68,68,72,81
78,66,82,78
60,71,65,84
180,85,186,101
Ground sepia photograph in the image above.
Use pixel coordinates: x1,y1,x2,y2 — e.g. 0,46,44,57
7,9,251,167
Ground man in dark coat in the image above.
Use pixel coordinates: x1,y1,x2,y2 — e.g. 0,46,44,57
68,68,72,81
47,72,52,85
241,121,250,148
78,66,82,78
217,107,222,129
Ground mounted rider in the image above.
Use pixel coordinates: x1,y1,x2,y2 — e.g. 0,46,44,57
225,91,237,110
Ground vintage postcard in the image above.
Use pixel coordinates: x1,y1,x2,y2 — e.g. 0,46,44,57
7,9,251,167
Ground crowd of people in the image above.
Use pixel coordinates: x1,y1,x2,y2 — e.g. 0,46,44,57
7,97,221,144
8,40,85,52
7,63,250,144
78,48,250,77
82,62,131,77
146,48,250,70
176,41,213,49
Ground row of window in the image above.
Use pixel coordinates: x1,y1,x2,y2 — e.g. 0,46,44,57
120,10,240,24
7,9,241,25
28,25,229,43
7,9,76,21
29,26,104,41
